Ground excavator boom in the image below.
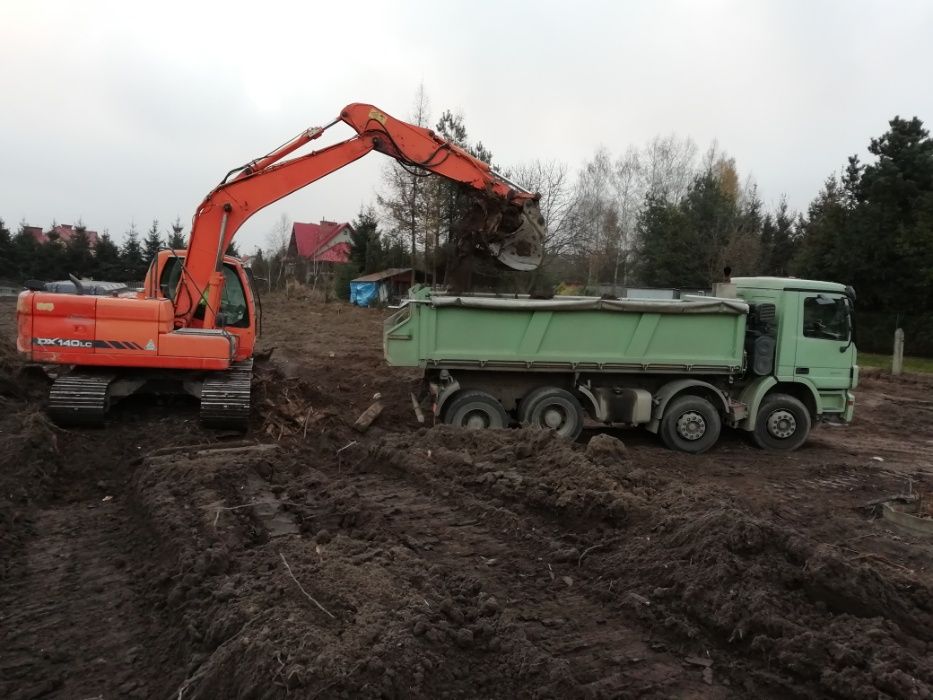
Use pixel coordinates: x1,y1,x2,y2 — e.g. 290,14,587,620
179,103,545,327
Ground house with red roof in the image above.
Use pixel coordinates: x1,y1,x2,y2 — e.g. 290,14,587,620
27,224,100,248
287,220,353,265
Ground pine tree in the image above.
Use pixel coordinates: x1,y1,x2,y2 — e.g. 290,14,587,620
859,117,933,309
94,232,123,280
0,219,14,281
12,224,43,281
759,213,775,274
794,176,849,282
38,222,68,280
143,219,163,264
636,192,695,287
768,198,797,276
65,222,94,278
121,224,147,282
794,116,933,311
168,216,187,249
679,168,739,286
349,206,382,272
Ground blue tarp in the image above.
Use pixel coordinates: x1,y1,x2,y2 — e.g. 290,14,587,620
350,281,379,307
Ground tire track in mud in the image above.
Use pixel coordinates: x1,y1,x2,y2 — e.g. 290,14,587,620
0,498,170,699
313,470,725,697
132,436,726,698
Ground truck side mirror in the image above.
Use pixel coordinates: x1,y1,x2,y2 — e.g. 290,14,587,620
840,297,856,353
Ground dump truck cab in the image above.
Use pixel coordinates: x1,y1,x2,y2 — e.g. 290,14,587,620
733,276,857,431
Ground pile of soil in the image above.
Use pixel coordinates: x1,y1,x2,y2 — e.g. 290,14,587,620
608,506,933,697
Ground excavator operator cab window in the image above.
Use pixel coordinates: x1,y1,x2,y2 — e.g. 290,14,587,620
159,258,250,328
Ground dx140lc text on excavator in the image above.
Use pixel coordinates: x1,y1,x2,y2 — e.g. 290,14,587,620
16,103,546,429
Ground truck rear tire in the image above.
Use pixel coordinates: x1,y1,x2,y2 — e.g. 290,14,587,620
659,395,721,454
753,393,810,451
444,390,509,430
519,387,584,440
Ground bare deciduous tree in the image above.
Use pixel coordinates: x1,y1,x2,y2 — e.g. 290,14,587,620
265,212,291,291
510,159,576,285
642,134,698,201
565,134,703,294
377,84,431,287
570,147,618,289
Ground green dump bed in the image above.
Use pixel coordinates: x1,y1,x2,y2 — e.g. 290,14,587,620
384,288,749,374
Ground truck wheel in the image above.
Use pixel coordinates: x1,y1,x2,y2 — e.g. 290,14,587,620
520,387,584,440
444,390,508,430
753,393,810,451
659,395,721,454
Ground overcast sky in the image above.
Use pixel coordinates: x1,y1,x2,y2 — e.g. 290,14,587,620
2,0,932,252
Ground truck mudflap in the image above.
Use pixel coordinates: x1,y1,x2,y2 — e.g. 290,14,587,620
844,391,855,422
430,373,461,418
729,399,749,423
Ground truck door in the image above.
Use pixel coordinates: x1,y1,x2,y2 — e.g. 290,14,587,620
794,293,854,389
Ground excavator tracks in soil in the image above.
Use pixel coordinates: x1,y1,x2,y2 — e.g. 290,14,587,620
48,371,115,427
199,358,253,431
47,360,253,431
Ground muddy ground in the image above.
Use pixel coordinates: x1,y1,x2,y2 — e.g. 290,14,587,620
1,292,932,699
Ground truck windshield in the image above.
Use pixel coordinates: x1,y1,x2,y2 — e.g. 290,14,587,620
803,296,849,341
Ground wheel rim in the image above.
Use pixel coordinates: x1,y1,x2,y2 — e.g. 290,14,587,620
676,411,706,441
462,408,491,429
767,409,797,439
542,405,566,430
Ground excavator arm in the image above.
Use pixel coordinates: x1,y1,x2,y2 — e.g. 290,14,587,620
177,103,545,327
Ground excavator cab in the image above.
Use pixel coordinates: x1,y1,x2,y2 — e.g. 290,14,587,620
148,250,259,359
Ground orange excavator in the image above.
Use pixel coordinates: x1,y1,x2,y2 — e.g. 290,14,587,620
16,103,545,428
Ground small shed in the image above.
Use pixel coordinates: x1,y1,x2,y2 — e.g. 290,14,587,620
350,268,413,307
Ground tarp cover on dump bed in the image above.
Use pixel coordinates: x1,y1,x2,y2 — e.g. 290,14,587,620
427,295,749,315
385,289,749,371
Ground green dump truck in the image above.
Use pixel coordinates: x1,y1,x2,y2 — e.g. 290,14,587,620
384,276,858,453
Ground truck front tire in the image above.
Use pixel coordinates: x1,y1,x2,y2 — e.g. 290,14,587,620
753,393,810,451
519,387,584,440
444,390,509,430
659,395,721,454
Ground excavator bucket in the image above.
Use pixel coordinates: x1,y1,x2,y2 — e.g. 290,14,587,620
492,199,546,271
449,192,546,283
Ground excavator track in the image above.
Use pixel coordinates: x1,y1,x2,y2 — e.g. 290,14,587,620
200,359,253,430
48,371,116,427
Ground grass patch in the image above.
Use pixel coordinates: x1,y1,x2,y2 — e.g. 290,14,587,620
858,352,933,373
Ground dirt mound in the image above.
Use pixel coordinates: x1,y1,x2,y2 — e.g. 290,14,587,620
371,426,645,526
252,354,421,444
607,504,933,698
585,432,629,465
